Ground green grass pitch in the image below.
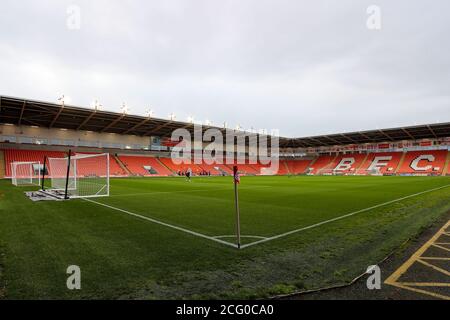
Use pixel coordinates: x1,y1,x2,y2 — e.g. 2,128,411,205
0,175,449,299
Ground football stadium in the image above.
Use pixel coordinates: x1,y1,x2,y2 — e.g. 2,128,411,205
0,95,449,301
1,1,450,309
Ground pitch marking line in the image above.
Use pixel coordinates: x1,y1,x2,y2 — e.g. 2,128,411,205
240,184,450,249
385,219,450,300
85,184,450,250
83,198,239,249
213,235,268,240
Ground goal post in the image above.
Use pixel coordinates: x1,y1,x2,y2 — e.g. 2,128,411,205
46,153,110,199
11,161,41,186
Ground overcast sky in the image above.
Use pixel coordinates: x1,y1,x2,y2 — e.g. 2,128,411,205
0,0,449,137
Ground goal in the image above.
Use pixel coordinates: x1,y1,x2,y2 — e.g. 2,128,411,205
354,168,382,176
11,161,41,186
46,153,110,199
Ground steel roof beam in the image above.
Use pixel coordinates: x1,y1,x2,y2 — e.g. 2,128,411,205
100,114,125,133
77,111,98,130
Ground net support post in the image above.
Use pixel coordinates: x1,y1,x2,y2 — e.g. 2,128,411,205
41,156,47,190
64,150,72,200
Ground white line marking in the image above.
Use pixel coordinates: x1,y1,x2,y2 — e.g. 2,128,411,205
83,198,238,249
84,183,450,250
213,235,268,240
240,184,450,249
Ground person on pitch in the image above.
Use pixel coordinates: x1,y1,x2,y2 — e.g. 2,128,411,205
186,167,192,182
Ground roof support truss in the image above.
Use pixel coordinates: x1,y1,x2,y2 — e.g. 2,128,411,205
122,117,152,135
378,130,395,141
144,121,173,136
18,101,26,126
77,111,97,130
100,114,125,132
49,104,64,128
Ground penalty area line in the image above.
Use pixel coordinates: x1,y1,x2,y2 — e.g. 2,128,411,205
240,184,450,249
83,198,238,249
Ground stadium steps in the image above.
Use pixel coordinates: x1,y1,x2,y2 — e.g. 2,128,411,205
306,156,319,173
248,164,261,174
395,152,407,174
315,154,338,175
113,154,132,175
357,153,370,172
283,160,291,175
0,150,5,178
306,158,317,174
156,157,177,175
444,151,450,176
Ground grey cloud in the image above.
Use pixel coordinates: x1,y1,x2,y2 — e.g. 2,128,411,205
0,0,449,137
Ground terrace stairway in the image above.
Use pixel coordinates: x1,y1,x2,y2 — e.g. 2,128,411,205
156,157,176,175
283,161,291,175
356,153,370,171
395,152,407,174
444,151,450,176
113,154,132,175
0,150,5,178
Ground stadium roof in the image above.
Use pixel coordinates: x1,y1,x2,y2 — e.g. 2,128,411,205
0,95,449,148
281,122,450,148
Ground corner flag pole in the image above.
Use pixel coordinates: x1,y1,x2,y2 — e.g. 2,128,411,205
233,166,241,249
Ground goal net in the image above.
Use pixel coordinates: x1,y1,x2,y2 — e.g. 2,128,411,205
354,168,382,176
47,153,110,198
11,161,41,186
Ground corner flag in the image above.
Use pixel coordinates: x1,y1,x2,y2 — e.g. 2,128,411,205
233,166,241,249
234,169,240,184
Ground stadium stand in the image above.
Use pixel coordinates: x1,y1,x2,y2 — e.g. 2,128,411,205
197,162,223,175
309,155,337,175
395,152,408,174
119,155,173,176
276,161,290,175
109,155,128,176
328,153,368,174
247,161,277,175
4,149,66,177
357,152,403,175
158,157,204,175
112,155,131,176
285,159,313,175
226,162,260,175
214,163,234,175
0,150,5,178
397,150,448,175
445,152,450,176
1,148,449,178
73,152,127,177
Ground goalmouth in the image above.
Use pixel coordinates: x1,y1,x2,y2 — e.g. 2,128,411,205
43,152,110,199
11,161,41,186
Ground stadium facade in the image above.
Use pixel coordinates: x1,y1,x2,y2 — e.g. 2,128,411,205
0,95,449,178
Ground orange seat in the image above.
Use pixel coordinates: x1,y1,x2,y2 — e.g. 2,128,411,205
397,150,447,175
4,149,66,177
119,156,173,176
